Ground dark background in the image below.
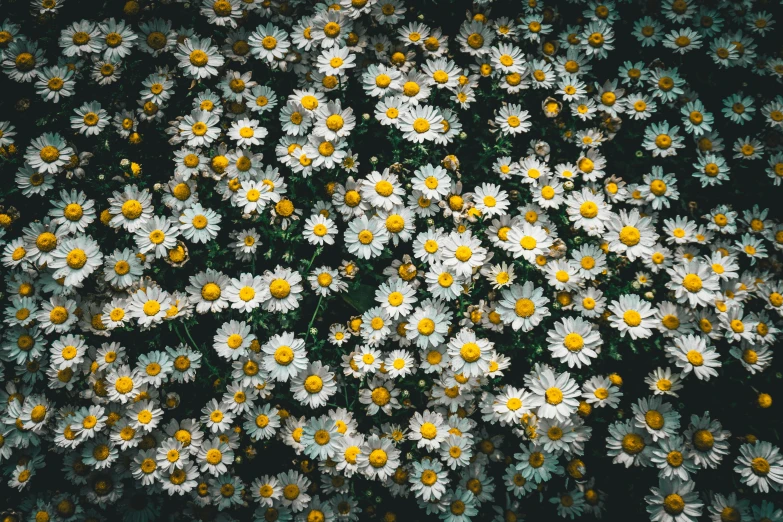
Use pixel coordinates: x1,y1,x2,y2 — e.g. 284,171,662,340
1,0,783,519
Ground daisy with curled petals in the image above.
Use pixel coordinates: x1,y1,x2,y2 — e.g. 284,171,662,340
357,434,400,481
644,478,703,522
547,317,602,369
606,420,653,468
666,259,720,307
176,36,225,79
291,361,337,409
608,294,657,340
645,367,684,398
730,343,773,374
345,215,389,260
733,441,783,493
666,334,721,381
497,282,550,332
49,235,103,287
528,369,580,422
179,204,221,244
359,377,401,416
605,209,658,261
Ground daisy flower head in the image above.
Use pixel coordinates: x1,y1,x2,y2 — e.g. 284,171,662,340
666,334,721,381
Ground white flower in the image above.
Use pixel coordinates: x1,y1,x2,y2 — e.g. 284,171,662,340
547,317,601,368
666,334,721,381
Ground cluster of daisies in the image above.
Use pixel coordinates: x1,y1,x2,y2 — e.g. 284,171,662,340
1,0,783,520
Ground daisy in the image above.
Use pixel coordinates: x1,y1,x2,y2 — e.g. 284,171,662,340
644,478,703,522
667,260,720,307
345,215,389,260
528,369,580,421
495,104,531,135
666,334,721,381
176,36,224,79
25,133,73,174
496,282,551,332
357,434,401,481
582,375,622,409
684,412,731,469
398,104,442,143
375,279,417,320
228,118,267,147
179,204,221,244
608,294,657,340
547,317,601,368
506,223,553,263
606,420,653,468
734,441,783,493
514,443,563,484
291,361,337,409
128,286,171,327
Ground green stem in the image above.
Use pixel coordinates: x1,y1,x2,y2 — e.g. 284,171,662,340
303,295,324,344
305,247,322,273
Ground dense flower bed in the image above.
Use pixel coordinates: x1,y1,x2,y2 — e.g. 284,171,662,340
1,0,783,520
